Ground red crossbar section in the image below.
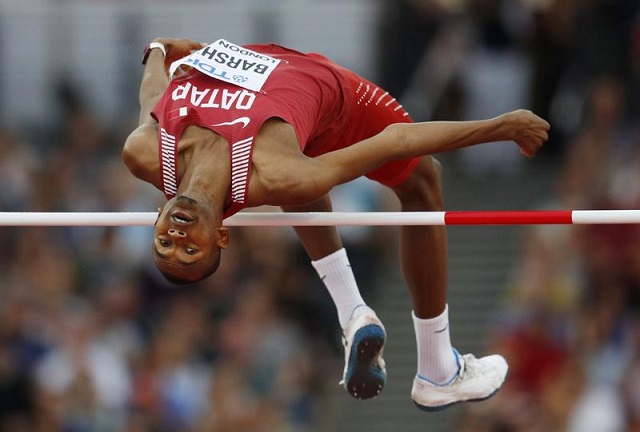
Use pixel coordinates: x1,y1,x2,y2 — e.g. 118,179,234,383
444,210,574,225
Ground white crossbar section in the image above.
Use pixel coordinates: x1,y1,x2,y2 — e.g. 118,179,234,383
571,210,640,224
227,212,448,226
0,212,448,227
0,212,158,226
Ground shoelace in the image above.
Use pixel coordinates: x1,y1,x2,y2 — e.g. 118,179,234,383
459,354,493,381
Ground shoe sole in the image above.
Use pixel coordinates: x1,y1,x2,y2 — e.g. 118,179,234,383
344,324,386,400
412,381,505,412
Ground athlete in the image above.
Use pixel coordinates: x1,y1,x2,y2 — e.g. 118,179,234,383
123,37,549,410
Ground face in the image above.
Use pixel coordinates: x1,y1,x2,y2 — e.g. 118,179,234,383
153,195,229,283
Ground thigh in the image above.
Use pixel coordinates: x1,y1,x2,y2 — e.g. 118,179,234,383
281,195,343,260
342,73,419,187
390,156,443,210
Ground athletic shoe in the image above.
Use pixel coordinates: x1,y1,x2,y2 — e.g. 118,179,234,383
411,350,508,411
340,305,386,400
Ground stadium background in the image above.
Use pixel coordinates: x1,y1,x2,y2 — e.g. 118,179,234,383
1,0,640,431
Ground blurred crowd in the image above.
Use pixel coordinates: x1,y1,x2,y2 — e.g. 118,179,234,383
399,1,640,431
0,77,387,430
0,91,359,431
455,75,640,431
1,0,640,431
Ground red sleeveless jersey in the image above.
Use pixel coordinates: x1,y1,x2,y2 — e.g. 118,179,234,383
151,43,414,218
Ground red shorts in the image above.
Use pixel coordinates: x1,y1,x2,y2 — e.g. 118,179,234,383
305,64,419,188
341,69,419,187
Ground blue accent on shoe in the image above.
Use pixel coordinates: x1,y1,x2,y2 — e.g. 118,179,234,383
344,323,386,400
416,348,462,387
413,349,507,412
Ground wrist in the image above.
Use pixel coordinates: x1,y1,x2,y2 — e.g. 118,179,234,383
141,42,166,65
494,113,515,141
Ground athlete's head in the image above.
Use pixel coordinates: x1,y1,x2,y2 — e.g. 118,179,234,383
153,195,228,284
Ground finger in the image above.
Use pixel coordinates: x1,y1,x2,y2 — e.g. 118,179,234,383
519,139,539,157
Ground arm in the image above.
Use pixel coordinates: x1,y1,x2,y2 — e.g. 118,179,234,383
393,109,550,158
123,38,206,186
137,42,169,126
138,37,205,126
277,110,549,204
121,39,170,187
315,109,550,186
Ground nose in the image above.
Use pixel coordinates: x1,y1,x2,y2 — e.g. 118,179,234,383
168,228,186,238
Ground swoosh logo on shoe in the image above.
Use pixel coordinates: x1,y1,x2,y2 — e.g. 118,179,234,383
212,117,251,128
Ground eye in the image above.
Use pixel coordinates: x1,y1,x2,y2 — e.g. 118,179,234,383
159,238,171,247
185,247,198,255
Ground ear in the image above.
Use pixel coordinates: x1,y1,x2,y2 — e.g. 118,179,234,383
153,207,163,227
217,227,229,249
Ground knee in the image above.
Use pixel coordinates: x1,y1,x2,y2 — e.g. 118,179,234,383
392,156,443,210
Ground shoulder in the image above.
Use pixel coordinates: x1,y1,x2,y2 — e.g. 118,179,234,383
123,124,157,163
122,124,161,187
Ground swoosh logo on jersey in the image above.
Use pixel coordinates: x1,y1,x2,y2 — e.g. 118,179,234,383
212,117,251,129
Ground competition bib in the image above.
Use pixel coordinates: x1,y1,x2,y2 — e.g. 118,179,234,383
169,39,281,92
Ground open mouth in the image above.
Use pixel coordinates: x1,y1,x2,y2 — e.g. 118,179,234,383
170,210,196,225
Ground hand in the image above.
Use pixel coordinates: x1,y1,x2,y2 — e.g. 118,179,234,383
499,109,551,157
153,37,207,71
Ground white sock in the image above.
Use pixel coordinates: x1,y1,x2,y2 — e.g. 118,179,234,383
413,305,458,385
312,248,366,329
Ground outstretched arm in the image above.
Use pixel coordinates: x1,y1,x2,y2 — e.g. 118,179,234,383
315,109,549,186
279,110,549,204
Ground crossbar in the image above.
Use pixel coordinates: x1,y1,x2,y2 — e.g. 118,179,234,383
0,210,638,226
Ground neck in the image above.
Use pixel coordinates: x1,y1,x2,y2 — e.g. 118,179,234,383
177,134,231,215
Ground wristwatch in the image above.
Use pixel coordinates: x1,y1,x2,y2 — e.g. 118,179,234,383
141,42,166,65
